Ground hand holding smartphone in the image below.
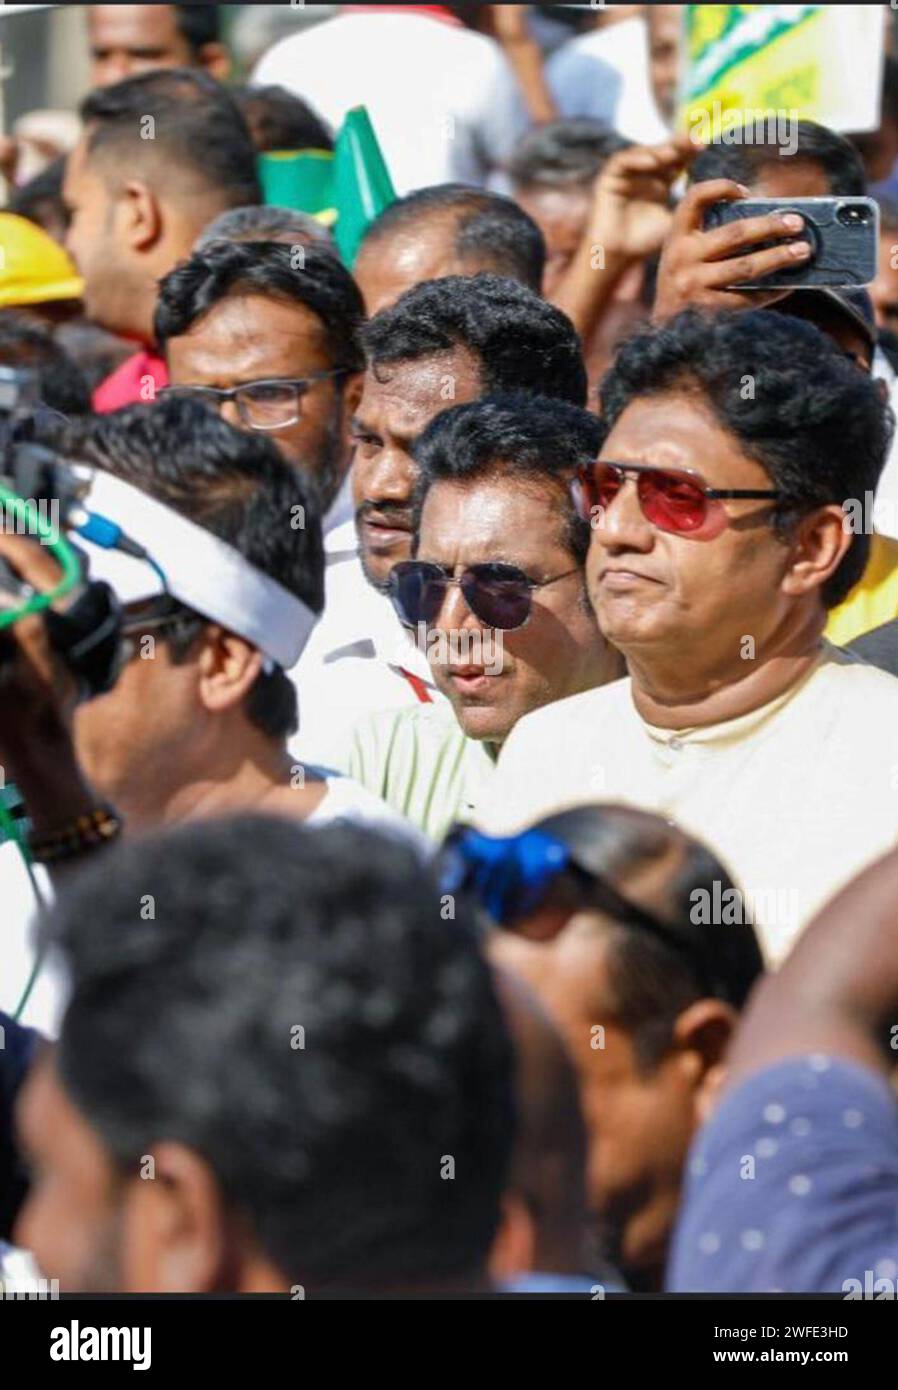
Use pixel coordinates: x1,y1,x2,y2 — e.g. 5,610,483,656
701,197,878,290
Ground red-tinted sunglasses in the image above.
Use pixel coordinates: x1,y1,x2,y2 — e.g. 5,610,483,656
572,461,780,539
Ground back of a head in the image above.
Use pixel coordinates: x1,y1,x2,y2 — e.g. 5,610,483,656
509,119,632,191
8,157,68,241
531,803,764,1070
233,84,334,153
0,312,90,417
599,307,892,608
154,239,364,374
194,204,336,253
80,68,260,210
689,118,866,195
48,814,516,1290
363,273,587,405
359,184,546,292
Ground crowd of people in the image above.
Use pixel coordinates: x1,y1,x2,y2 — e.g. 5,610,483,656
2,2,898,1300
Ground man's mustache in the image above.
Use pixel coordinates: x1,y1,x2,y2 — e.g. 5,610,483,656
355,500,414,530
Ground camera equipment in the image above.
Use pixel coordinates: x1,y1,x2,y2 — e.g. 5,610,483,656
0,364,124,700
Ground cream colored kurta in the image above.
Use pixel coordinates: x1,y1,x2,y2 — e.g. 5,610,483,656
475,643,898,966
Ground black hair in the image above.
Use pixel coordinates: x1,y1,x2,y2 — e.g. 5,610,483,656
8,156,68,238
155,239,364,373
689,118,866,195
509,118,631,189
172,2,221,52
599,308,893,608
532,803,764,1071
0,314,90,417
359,184,545,292
194,204,336,253
363,273,587,406
232,84,333,153
60,398,324,738
47,815,516,1290
80,69,260,208
411,393,603,566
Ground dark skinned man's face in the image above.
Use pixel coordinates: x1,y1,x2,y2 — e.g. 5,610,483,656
349,346,483,590
87,4,226,88
166,293,353,517
414,475,608,745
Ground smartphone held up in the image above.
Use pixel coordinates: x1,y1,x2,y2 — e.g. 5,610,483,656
702,197,879,290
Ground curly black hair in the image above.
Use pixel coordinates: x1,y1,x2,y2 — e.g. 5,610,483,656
155,239,364,374
363,273,587,407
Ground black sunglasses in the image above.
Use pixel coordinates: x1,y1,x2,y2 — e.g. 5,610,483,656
387,560,580,632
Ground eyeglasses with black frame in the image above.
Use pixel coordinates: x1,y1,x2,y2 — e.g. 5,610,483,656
159,370,347,431
387,559,581,632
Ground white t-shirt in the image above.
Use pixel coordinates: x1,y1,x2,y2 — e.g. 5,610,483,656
476,642,898,967
252,12,525,194
545,16,671,146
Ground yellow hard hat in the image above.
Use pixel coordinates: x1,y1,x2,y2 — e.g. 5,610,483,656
0,212,83,308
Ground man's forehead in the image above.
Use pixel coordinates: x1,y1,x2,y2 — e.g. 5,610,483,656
173,294,327,358
362,348,482,417
89,3,178,45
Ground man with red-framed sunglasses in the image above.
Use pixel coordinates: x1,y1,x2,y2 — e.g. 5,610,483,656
477,306,898,967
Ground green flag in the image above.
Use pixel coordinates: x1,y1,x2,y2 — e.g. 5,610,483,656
332,106,396,267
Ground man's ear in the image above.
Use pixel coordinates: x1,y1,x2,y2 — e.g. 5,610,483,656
121,1141,234,1293
780,503,853,600
341,371,365,440
198,44,231,82
196,627,265,715
671,998,738,1122
118,179,163,254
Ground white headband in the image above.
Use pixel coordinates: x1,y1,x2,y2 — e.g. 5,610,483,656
75,471,318,670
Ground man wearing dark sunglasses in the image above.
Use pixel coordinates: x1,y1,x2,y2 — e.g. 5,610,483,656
291,274,591,767
478,308,898,967
341,396,624,839
442,802,763,1292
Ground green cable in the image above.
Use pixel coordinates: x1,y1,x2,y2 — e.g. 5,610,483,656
0,482,82,628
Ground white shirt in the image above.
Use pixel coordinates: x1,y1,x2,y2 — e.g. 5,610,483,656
476,643,898,967
252,11,525,194
289,509,445,767
545,16,671,146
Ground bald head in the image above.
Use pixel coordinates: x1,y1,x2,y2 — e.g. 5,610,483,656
353,184,545,315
